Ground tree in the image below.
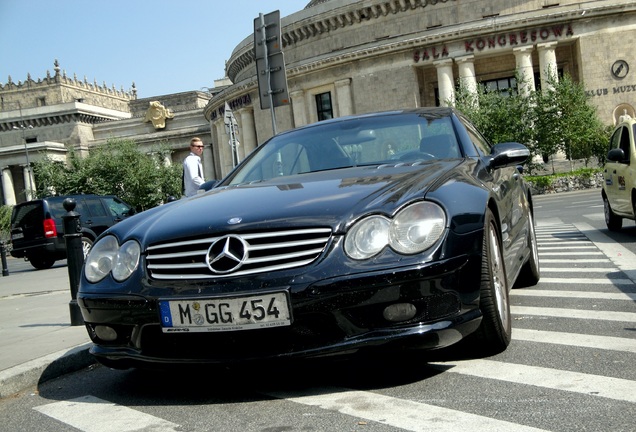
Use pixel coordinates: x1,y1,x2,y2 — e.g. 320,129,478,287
454,77,539,168
535,74,608,169
454,73,608,173
33,139,182,211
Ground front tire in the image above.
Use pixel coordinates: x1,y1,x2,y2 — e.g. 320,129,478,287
603,195,622,231
515,209,540,288
81,236,94,259
472,208,512,354
29,254,56,270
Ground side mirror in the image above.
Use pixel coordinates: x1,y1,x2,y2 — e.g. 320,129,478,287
199,180,219,192
487,142,530,170
607,148,626,162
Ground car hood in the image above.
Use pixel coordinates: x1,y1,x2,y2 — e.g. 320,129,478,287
117,161,462,246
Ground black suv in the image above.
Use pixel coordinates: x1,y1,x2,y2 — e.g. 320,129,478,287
10,194,135,269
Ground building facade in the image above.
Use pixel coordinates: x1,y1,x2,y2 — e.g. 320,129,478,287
2,0,635,205
206,0,636,178
0,60,216,205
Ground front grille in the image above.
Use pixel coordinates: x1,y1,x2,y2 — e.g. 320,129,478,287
146,228,332,280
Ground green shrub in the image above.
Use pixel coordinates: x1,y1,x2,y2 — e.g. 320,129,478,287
0,205,12,242
526,168,601,193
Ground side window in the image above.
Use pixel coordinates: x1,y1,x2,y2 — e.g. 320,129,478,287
619,126,631,162
102,197,132,217
84,198,108,217
610,126,631,163
466,126,491,156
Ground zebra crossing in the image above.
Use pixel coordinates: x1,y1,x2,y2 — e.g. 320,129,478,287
31,222,636,432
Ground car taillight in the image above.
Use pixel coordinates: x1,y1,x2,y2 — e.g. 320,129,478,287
43,218,57,238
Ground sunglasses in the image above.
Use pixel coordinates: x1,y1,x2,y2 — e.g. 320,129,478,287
191,145,204,148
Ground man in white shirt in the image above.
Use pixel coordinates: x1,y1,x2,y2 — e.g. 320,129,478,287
183,137,205,197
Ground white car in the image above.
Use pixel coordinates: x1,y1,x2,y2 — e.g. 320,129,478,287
602,113,636,231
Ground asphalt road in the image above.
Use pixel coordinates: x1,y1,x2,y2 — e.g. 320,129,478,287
1,188,635,432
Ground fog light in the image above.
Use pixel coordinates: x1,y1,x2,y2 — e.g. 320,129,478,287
95,325,118,341
383,303,417,322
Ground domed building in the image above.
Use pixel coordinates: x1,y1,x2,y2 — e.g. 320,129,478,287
205,0,636,178
1,0,634,205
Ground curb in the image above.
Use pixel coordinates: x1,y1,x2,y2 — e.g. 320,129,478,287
0,343,95,399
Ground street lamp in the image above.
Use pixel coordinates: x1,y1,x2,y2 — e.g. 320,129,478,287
11,101,34,198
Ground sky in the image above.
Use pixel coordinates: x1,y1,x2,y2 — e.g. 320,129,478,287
0,1,305,98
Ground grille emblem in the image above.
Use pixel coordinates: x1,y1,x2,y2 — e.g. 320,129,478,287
207,235,249,274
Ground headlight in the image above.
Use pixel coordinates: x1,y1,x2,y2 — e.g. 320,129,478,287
344,215,390,259
85,235,140,283
344,202,446,259
390,202,446,254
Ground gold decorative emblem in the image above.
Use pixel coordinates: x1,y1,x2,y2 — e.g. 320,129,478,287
143,101,174,129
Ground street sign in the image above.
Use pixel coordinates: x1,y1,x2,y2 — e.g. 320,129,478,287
254,10,282,58
254,10,290,111
255,52,289,109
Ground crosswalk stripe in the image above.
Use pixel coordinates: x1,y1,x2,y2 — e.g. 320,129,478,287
573,222,636,283
34,396,180,432
538,251,604,256
539,245,597,249
540,259,611,263
511,306,636,322
266,387,550,432
513,328,636,353
537,277,633,285
431,360,636,404
540,267,618,272
512,289,636,300
537,239,589,243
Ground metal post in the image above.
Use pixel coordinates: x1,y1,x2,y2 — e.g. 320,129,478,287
62,198,84,326
259,13,278,135
1,241,8,277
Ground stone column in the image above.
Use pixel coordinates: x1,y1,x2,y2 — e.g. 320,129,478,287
1,167,16,206
202,137,215,181
290,90,307,128
335,78,353,117
537,42,558,92
22,165,35,201
513,46,536,97
216,119,235,177
456,55,478,95
434,59,455,107
240,108,258,158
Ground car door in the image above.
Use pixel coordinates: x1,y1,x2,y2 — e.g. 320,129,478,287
81,196,114,237
462,117,527,277
604,125,632,215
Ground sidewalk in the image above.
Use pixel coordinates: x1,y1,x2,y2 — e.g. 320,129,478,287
0,256,95,399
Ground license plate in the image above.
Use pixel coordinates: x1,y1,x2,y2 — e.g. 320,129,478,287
12,233,24,240
159,292,291,333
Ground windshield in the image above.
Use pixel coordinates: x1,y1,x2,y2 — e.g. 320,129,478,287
225,112,460,186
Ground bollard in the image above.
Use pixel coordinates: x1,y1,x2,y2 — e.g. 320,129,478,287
62,198,85,326
1,240,8,277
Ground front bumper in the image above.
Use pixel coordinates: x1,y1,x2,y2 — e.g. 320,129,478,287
79,253,483,368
